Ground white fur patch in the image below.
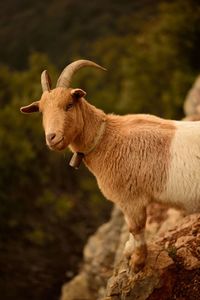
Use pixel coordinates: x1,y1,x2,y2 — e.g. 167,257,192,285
159,120,200,213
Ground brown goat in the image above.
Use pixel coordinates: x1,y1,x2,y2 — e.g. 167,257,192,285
21,60,200,272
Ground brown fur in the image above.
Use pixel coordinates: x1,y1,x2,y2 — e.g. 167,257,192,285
70,98,176,272
81,112,175,205
39,88,85,150
21,87,176,272
69,104,176,212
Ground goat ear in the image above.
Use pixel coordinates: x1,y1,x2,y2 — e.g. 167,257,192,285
20,101,40,114
71,88,86,99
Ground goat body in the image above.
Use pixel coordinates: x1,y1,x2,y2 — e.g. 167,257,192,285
71,101,200,215
69,99,200,271
21,60,200,272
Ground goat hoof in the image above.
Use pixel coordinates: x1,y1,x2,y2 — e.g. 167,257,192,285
129,245,147,273
129,258,145,273
129,252,146,273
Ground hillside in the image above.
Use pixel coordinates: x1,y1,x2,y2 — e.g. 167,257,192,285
0,0,157,68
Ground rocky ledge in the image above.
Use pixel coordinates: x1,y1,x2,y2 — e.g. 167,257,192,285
61,205,200,300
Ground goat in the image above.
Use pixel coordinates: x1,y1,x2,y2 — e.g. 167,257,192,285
20,60,200,272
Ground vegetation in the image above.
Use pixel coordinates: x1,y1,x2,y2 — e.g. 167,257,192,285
0,0,200,299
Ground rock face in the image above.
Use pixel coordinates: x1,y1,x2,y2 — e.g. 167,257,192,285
106,211,200,300
60,204,200,300
184,76,200,120
61,207,124,300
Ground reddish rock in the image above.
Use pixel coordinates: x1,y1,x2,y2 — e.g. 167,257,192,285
60,205,200,300
105,214,200,300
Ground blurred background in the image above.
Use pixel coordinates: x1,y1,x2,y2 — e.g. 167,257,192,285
0,0,200,299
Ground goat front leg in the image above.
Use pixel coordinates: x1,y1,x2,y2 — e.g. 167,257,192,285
123,206,147,273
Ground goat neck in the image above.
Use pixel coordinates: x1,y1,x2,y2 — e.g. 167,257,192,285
69,98,107,157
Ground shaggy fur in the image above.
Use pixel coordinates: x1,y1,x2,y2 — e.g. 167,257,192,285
21,87,200,272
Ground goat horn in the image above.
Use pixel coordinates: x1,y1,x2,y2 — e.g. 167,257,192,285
56,59,106,88
41,70,52,92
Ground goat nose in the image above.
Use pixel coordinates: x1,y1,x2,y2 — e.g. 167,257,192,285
46,133,56,144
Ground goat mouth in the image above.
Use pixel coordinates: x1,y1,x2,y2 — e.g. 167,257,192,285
48,137,65,150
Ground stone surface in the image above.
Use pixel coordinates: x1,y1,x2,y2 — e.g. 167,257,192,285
184,75,200,117
104,213,200,300
61,207,125,300
61,205,200,300
61,273,93,300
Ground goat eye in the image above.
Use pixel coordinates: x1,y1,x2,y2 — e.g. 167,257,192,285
65,102,73,111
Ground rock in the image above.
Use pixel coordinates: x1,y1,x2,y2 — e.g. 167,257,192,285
60,206,124,300
105,213,200,300
176,247,200,270
184,75,200,117
106,244,174,300
183,114,200,121
61,273,93,300
61,205,200,300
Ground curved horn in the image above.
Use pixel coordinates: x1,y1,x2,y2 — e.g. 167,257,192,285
56,59,106,88
41,70,52,92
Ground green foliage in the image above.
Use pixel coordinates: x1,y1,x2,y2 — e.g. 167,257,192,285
81,0,199,119
0,0,157,68
0,53,111,300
